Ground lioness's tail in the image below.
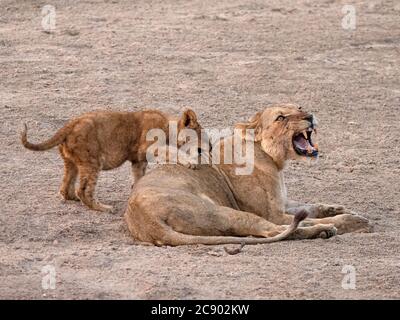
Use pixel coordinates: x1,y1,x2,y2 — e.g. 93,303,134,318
21,122,74,151
161,210,307,246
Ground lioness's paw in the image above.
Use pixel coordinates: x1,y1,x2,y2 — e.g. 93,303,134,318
335,214,373,234
318,225,337,239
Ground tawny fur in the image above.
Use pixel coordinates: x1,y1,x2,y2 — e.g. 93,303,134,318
21,109,203,212
124,104,373,246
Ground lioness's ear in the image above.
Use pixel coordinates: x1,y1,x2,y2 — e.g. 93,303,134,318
235,111,262,141
180,108,198,128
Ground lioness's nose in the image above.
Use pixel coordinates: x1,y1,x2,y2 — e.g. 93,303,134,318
304,114,314,127
304,114,313,122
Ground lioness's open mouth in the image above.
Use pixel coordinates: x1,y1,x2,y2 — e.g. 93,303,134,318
292,128,318,157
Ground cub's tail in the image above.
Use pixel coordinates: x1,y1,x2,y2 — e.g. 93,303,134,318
21,122,74,151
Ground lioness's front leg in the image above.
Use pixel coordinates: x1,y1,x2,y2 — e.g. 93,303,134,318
279,209,372,235
286,200,347,218
303,214,373,234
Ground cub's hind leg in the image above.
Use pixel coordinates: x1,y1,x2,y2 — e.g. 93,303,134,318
59,145,79,201
76,165,112,212
131,161,147,188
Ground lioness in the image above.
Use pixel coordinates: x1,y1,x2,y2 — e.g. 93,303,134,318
124,104,372,245
21,109,202,212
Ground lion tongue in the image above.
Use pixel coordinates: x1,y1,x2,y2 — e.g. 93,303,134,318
293,135,309,149
294,134,317,154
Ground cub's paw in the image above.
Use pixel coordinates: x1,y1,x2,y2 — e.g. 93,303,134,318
59,190,79,202
91,202,114,213
99,204,114,213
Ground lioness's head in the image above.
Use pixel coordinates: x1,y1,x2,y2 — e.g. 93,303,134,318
236,104,318,169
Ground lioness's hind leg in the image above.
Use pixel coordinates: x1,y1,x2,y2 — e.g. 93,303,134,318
217,208,285,238
176,205,287,238
76,166,113,212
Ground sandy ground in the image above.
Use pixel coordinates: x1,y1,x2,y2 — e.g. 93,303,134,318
1,0,399,299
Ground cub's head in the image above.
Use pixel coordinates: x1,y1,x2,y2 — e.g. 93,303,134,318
176,108,210,155
236,104,318,168
177,108,202,138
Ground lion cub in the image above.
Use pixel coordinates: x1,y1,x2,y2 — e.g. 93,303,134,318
21,109,202,212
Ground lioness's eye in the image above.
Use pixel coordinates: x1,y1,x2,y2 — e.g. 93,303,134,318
276,115,285,121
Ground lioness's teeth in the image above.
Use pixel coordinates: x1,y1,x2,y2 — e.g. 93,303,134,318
302,130,308,139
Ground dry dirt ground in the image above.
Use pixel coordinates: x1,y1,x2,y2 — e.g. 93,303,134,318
1,0,399,299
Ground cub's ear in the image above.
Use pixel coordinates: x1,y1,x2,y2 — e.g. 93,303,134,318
179,108,198,128
235,111,262,141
